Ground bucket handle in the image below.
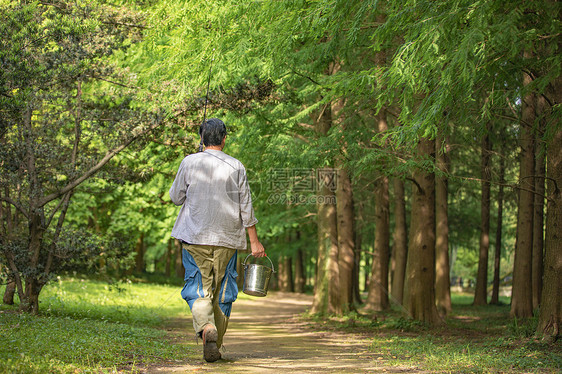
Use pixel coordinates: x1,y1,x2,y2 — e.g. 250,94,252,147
243,254,275,273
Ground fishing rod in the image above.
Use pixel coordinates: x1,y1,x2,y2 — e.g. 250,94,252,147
198,57,214,152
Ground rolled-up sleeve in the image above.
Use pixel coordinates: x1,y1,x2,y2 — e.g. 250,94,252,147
238,167,258,228
169,159,188,206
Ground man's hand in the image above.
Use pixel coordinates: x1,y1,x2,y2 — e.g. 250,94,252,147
247,225,266,258
250,240,266,258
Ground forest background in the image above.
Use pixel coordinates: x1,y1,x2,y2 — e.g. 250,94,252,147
0,0,561,345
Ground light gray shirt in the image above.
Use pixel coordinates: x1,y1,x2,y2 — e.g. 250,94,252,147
169,149,258,250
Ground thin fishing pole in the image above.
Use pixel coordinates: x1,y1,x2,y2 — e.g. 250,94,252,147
202,59,213,124
199,57,214,152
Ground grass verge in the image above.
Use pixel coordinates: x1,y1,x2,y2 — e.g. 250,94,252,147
0,276,196,373
304,293,561,373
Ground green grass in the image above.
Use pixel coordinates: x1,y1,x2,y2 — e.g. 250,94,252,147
305,293,561,373
0,276,197,373
39,276,187,325
2,280,560,373
366,331,561,373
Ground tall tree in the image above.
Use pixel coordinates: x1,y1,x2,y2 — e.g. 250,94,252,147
539,124,562,341
490,151,506,305
532,115,546,310
511,78,536,318
294,247,306,293
311,103,340,315
0,2,163,313
536,45,562,340
278,254,294,292
391,178,408,305
403,137,440,324
333,92,356,312
336,165,356,311
474,126,492,306
366,109,391,311
435,136,452,314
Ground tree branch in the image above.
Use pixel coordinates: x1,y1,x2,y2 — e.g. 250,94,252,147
290,68,324,87
406,177,423,194
100,21,148,30
454,175,556,203
86,74,138,89
0,196,29,220
3,249,25,303
38,119,164,207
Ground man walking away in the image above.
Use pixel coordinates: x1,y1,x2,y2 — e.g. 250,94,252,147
169,118,266,362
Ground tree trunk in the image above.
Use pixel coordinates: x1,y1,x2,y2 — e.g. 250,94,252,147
490,153,506,305
311,181,339,315
391,178,408,305
532,106,546,311
311,94,340,315
285,256,294,292
3,281,16,305
276,258,285,290
403,137,439,324
366,172,390,311
1,187,16,306
22,276,44,314
295,248,306,293
328,88,355,314
336,166,356,312
165,238,172,277
135,233,145,274
435,137,452,315
511,76,536,318
536,66,561,342
278,255,294,292
474,128,492,306
353,222,363,305
537,125,562,341
23,211,46,314
364,247,371,292
366,109,390,311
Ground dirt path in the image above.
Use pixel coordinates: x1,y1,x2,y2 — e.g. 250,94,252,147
149,292,416,374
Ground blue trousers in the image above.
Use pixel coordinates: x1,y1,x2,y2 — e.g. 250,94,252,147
181,244,238,348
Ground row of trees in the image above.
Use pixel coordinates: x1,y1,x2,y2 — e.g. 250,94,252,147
137,0,560,338
1,0,560,342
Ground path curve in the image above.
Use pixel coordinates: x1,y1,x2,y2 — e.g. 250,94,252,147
150,292,415,374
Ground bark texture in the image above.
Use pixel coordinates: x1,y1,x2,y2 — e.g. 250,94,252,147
311,95,340,315
294,248,306,293
336,167,356,312
391,178,408,305
366,109,390,311
532,116,546,310
435,137,452,315
536,68,562,341
403,137,440,324
490,153,506,305
538,126,562,341
511,82,536,318
474,130,491,306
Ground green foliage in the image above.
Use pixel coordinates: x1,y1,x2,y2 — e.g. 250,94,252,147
0,0,169,309
373,0,561,143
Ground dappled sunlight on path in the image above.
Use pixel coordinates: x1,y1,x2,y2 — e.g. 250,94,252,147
150,292,420,373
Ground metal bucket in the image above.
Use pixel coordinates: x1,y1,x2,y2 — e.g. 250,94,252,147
242,255,275,297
